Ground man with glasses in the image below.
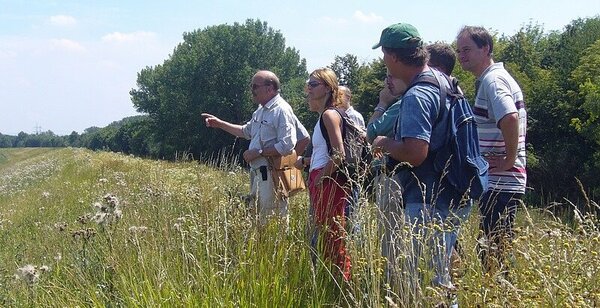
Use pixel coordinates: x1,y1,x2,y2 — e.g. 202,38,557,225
202,70,309,225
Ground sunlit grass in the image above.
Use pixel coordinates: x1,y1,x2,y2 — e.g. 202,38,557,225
0,148,598,307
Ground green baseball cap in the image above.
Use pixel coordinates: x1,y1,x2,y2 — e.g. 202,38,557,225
372,23,422,49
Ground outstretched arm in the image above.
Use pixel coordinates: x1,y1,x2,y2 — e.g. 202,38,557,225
201,113,244,138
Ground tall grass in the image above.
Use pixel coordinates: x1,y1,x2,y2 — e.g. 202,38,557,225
0,148,598,307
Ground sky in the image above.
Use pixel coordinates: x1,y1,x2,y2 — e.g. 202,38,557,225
1,1,599,135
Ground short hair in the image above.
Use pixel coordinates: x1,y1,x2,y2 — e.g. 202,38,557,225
339,86,351,99
338,86,352,108
427,42,457,75
382,45,429,67
256,70,281,92
310,68,342,108
457,26,494,56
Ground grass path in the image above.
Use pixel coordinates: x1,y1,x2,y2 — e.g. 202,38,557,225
0,148,598,307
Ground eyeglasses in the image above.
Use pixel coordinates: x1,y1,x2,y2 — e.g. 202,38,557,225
250,83,268,90
306,81,322,88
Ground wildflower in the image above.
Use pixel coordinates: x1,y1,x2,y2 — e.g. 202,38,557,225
15,264,40,284
98,178,108,184
93,212,108,224
72,228,96,240
93,202,105,212
54,253,62,261
129,226,148,233
42,191,50,198
77,213,92,224
54,222,67,231
91,194,123,226
103,194,120,207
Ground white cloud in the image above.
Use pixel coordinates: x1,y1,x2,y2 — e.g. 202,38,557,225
353,10,384,23
101,31,157,43
50,39,85,52
50,15,77,27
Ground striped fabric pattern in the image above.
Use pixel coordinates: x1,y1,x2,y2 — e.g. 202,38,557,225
474,63,527,194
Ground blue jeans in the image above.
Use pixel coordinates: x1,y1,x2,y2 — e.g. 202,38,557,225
478,190,523,273
403,200,472,289
344,184,361,235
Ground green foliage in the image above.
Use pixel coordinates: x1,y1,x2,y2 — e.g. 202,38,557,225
0,133,15,148
543,17,600,89
572,39,600,144
329,54,361,90
350,58,388,118
130,19,307,159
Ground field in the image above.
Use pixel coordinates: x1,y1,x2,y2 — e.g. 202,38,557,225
0,148,599,307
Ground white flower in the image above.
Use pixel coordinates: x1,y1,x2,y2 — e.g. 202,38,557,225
129,226,148,233
93,212,107,224
103,194,120,207
16,264,40,284
93,202,105,211
42,191,50,198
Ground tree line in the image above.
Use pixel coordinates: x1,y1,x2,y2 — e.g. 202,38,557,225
2,18,600,205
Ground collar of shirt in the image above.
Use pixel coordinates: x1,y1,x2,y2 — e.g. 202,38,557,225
263,94,281,109
477,62,504,82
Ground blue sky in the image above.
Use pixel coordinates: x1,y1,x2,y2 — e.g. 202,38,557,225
1,0,599,135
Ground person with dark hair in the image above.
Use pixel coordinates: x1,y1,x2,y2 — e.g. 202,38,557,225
427,41,468,272
457,26,527,276
427,42,457,76
372,23,469,306
201,70,309,226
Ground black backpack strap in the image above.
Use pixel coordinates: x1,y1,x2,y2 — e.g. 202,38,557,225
404,69,448,126
319,107,345,155
319,112,331,155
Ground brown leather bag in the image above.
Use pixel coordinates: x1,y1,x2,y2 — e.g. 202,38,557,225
268,151,306,198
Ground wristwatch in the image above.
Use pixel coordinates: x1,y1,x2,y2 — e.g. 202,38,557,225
258,149,264,156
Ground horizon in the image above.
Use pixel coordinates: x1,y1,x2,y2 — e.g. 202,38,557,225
1,0,599,136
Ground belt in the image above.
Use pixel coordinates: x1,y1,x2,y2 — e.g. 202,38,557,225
481,152,506,158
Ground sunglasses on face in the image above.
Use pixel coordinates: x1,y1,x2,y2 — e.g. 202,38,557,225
306,81,322,88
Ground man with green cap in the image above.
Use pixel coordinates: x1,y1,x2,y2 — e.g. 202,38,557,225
372,23,469,307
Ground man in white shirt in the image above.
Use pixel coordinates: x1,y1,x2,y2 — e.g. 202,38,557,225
202,70,309,225
339,86,365,129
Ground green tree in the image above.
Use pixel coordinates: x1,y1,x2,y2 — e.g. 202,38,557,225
543,17,600,89
130,19,307,159
351,58,387,119
330,54,361,90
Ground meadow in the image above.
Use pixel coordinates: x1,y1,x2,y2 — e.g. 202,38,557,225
0,148,598,307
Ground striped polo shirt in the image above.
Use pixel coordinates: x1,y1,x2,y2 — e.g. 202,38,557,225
474,62,527,194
